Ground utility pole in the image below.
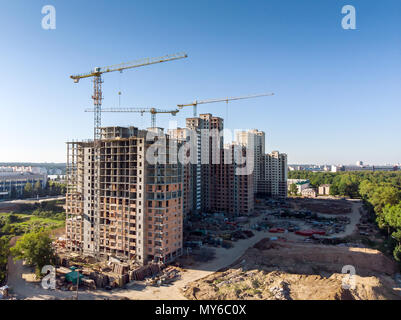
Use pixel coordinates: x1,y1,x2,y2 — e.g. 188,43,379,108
75,269,79,300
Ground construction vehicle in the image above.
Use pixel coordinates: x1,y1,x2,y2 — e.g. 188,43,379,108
69,52,188,260
85,107,180,128
177,93,274,117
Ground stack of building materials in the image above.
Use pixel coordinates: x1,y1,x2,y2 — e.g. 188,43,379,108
111,262,130,275
129,263,164,281
89,272,110,288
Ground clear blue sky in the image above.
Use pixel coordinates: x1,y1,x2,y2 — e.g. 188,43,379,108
0,0,400,165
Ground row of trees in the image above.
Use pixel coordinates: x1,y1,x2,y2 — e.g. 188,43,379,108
288,171,401,261
9,180,67,200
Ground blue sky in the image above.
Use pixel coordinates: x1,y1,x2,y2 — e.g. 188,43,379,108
0,0,400,165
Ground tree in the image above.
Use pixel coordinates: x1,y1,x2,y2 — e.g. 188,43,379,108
34,181,42,196
11,231,56,276
0,237,10,284
23,182,33,198
289,183,298,196
370,186,400,215
383,204,401,229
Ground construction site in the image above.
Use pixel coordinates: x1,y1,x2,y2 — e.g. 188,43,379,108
3,52,400,301
56,52,281,293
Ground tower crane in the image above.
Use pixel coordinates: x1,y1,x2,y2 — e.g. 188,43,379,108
177,93,274,117
69,52,187,259
85,107,180,128
70,52,188,140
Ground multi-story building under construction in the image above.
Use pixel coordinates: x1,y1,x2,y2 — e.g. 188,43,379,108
66,126,183,266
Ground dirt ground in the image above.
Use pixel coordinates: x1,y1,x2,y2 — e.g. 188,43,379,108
182,239,401,300
6,199,399,300
6,219,272,300
289,197,353,215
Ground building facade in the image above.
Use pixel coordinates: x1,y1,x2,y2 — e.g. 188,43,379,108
318,184,331,195
258,151,288,198
66,126,183,265
236,129,265,194
287,179,310,194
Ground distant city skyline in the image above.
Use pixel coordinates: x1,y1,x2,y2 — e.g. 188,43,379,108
1,1,400,164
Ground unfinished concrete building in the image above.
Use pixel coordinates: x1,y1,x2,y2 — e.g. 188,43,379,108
184,114,254,216
167,127,198,220
186,114,224,213
66,126,183,265
210,145,254,215
236,129,265,194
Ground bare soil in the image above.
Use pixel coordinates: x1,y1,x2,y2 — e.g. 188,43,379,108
290,198,352,215
182,239,401,300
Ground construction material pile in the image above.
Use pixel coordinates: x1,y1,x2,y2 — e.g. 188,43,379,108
145,266,182,286
184,212,256,251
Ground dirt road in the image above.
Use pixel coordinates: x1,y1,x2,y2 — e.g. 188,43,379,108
0,196,65,213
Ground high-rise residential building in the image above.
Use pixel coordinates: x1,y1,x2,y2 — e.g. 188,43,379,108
66,126,183,265
235,130,287,198
186,114,224,212
236,129,265,194
259,151,288,198
184,114,254,215
167,127,197,218
209,145,254,215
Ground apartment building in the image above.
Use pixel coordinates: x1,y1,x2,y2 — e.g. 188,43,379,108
170,114,255,216
259,151,288,198
235,130,287,199
236,129,265,193
209,145,254,215
186,114,224,212
167,127,196,218
66,126,183,265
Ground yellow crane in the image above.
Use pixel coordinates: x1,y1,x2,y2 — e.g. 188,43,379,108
85,107,180,128
177,92,274,117
70,52,188,139
70,52,187,259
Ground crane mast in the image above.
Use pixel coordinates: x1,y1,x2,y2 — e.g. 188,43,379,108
70,53,187,260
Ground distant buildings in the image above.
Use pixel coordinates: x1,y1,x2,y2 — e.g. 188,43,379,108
334,164,398,172
318,184,331,195
287,179,310,194
0,167,47,200
289,163,399,173
235,130,287,199
301,188,317,198
288,164,325,172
